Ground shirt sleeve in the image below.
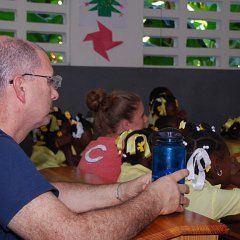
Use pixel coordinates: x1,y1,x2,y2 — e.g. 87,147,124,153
0,134,59,229
186,180,240,220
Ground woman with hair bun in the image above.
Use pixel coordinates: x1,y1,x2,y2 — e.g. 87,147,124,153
78,88,148,182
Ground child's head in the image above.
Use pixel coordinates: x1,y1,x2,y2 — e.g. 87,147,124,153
86,88,148,136
148,86,187,128
34,107,73,153
183,122,231,186
149,86,174,103
148,93,179,127
34,107,93,154
154,115,181,130
116,128,155,169
220,116,240,140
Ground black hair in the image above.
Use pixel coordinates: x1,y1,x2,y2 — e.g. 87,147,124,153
183,122,228,161
119,128,155,168
154,115,181,130
149,86,173,102
220,119,240,140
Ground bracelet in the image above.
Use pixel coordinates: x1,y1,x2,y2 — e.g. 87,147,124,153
116,183,124,203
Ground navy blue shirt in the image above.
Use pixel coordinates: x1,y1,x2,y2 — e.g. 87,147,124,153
0,130,58,239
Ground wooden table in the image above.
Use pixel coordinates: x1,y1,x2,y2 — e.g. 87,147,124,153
40,166,229,240
40,166,112,184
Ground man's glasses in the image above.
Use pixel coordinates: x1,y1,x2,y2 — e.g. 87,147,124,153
9,73,62,90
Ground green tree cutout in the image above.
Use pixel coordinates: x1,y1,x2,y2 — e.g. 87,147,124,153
88,0,122,17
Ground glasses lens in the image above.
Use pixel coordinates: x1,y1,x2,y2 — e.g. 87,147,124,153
50,75,62,89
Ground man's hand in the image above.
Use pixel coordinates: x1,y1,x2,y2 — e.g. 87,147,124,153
149,169,189,215
117,169,189,217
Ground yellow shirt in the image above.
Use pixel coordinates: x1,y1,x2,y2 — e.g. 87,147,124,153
118,162,151,182
118,163,240,220
186,179,240,220
31,145,66,170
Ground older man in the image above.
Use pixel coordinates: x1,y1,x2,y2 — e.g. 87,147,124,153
0,36,189,239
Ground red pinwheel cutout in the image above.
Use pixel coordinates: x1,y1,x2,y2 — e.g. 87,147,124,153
83,21,123,61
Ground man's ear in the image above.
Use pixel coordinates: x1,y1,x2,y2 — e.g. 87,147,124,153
12,75,26,103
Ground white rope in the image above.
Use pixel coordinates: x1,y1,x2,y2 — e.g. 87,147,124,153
187,148,211,190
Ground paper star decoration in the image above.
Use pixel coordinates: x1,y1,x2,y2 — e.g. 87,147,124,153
83,21,123,61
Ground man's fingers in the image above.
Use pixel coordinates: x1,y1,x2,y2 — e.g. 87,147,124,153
176,204,185,212
180,195,189,206
175,195,189,213
170,169,189,183
179,184,189,195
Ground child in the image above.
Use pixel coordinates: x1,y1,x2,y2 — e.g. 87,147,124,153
220,116,240,140
148,86,187,128
31,107,93,169
183,122,240,188
117,122,240,220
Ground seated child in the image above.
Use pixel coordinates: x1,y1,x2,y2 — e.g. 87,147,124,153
182,122,240,220
117,122,240,220
220,116,240,158
116,121,193,178
118,128,154,165
31,107,93,169
116,128,153,182
148,86,187,128
220,116,240,140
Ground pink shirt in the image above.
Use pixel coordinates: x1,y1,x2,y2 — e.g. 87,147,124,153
78,137,122,182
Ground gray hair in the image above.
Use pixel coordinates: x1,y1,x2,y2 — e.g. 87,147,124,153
0,36,43,93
